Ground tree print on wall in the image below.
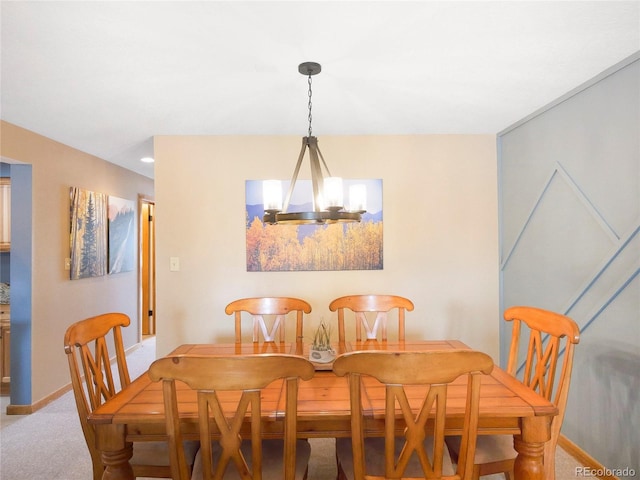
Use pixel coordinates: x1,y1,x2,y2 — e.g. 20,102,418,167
245,179,383,272
70,187,107,279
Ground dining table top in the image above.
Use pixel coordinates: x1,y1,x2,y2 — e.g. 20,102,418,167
88,339,558,480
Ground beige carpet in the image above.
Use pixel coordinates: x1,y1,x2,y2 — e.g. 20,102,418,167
1,337,585,479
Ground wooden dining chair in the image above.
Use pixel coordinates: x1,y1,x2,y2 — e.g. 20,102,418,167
445,306,581,480
148,354,315,480
64,312,199,480
329,294,415,342
224,297,312,343
333,350,494,480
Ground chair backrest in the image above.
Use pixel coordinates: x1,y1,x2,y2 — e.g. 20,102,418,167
149,354,315,480
333,350,493,480
64,312,132,479
329,294,414,342
504,306,580,452
224,297,312,343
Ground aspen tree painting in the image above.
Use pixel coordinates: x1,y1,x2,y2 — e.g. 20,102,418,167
69,187,107,279
245,179,383,272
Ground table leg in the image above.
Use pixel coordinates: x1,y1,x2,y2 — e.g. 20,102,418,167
101,445,135,480
513,416,551,480
96,424,135,480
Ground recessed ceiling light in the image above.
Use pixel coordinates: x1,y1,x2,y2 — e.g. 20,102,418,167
140,157,154,163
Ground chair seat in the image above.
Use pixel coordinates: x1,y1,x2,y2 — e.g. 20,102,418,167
132,440,200,467
447,434,516,465
191,439,311,480
336,437,455,479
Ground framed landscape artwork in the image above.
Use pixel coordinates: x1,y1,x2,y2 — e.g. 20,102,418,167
69,187,107,279
108,196,135,274
69,188,136,280
245,179,383,272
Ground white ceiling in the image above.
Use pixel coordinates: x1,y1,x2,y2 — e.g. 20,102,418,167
1,1,639,178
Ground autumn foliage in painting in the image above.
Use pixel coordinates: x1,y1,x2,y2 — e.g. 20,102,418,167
246,216,383,271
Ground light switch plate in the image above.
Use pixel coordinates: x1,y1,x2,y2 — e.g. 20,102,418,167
170,257,180,271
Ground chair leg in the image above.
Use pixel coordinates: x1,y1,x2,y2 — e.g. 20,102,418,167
472,464,481,480
335,450,345,480
544,442,557,480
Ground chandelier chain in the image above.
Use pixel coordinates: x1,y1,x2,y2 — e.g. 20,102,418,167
307,74,313,137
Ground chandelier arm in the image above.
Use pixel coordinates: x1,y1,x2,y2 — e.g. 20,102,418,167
314,143,333,178
282,138,309,213
308,139,325,212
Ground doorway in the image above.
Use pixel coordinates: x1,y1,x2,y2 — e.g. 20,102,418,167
139,197,155,336
2,162,32,409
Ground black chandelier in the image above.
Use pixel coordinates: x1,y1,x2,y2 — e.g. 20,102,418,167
263,62,366,225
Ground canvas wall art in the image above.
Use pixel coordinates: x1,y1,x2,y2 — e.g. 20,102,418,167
245,179,383,272
69,187,107,279
108,196,136,274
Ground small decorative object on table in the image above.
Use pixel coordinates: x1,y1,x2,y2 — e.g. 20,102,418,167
309,319,336,363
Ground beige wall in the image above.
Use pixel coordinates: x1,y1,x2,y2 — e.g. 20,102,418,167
154,135,500,358
0,125,499,405
0,121,154,404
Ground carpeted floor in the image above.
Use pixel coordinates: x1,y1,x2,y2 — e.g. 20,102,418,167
1,336,584,480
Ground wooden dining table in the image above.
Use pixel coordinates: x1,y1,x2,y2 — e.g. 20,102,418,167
89,340,557,480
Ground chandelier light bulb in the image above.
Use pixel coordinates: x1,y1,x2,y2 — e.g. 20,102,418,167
349,184,367,212
263,180,283,212
323,177,344,209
